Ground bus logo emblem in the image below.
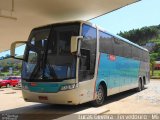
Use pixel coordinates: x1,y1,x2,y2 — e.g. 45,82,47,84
109,54,116,61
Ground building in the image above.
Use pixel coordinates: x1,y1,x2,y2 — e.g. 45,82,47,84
155,61,160,70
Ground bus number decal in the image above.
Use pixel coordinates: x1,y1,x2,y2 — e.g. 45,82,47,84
109,54,116,61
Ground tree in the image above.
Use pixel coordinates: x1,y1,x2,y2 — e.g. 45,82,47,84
118,25,160,45
150,53,158,76
150,57,156,76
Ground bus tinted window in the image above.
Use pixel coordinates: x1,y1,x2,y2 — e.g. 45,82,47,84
137,48,142,61
146,52,150,62
79,24,97,81
99,31,114,54
142,50,149,62
123,42,132,58
99,30,148,62
132,46,139,60
113,38,124,56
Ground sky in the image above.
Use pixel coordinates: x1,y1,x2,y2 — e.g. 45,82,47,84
0,0,160,57
90,0,160,34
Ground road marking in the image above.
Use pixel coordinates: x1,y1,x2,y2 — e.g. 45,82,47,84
4,92,16,94
98,110,110,115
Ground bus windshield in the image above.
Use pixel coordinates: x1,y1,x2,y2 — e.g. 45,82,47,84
22,23,80,82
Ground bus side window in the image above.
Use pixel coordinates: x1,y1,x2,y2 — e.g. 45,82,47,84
132,46,138,60
113,38,124,56
79,24,97,82
123,43,132,58
99,31,114,54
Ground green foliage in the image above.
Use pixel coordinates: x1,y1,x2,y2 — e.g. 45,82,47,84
150,70,160,77
0,58,22,73
0,73,5,76
150,53,159,60
118,25,160,45
0,54,11,60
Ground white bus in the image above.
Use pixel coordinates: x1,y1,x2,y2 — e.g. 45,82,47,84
11,21,150,106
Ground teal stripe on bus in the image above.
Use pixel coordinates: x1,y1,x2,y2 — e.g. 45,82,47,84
96,53,140,90
22,82,64,93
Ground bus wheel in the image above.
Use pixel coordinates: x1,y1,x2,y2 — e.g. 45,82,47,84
142,79,145,90
136,79,142,92
91,84,105,106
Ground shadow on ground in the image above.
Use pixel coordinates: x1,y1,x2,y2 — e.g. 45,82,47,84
0,88,144,120
105,88,146,105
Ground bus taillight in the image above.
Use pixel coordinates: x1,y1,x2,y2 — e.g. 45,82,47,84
109,54,116,61
30,82,37,86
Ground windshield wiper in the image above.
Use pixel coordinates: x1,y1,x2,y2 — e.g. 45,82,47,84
29,49,45,80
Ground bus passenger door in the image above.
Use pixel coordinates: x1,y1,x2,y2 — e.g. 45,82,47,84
78,24,97,103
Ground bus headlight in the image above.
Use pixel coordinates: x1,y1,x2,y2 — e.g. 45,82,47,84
60,84,78,91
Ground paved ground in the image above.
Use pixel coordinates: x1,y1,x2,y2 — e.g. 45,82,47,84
0,80,160,120
103,80,160,114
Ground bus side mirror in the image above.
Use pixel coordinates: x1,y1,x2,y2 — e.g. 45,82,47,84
71,36,83,53
10,41,27,60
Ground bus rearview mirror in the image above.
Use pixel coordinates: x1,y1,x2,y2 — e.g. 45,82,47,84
10,41,27,60
71,36,83,53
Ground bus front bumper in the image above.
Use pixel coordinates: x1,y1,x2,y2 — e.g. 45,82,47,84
22,88,80,105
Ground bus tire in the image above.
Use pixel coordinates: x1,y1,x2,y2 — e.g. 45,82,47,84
142,79,145,90
136,79,142,92
91,84,105,106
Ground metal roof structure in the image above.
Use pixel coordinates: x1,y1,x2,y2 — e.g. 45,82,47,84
0,0,139,52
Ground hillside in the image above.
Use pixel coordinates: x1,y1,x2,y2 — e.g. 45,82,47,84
118,24,160,46
0,58,22,77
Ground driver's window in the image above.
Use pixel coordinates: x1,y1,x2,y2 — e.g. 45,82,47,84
79,24,97,82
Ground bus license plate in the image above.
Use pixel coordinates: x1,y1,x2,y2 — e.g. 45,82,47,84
38,96,48,100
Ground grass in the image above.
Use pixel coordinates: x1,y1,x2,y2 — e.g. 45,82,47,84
149,38,160,44
150,70,160,79
153,70,160,76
